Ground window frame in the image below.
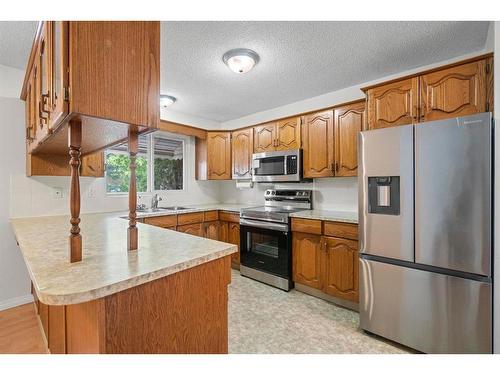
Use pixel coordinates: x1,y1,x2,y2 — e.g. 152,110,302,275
105,131,186,195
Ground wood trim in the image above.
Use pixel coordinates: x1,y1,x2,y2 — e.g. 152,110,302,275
158,120,207,139
20,22,44,100
361,52,493,92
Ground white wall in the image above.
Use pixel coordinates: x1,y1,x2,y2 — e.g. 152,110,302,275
0,65,32,310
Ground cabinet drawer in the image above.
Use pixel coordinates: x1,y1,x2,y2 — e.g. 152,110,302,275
203,210,219,222
323,221,358,240
291,218,322,235
143,215,177,228
219,211,240,223
177,212,204,225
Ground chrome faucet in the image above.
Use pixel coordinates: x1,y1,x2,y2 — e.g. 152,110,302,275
151,193,162,210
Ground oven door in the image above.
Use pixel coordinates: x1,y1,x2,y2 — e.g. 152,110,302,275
239,219,291,279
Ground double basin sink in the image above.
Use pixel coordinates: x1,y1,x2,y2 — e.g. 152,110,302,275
137,206,191,213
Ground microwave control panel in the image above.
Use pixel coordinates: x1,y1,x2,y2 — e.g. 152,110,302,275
286,155,298,175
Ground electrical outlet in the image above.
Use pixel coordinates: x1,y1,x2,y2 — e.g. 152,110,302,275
52,187,63,199
87,188,96,199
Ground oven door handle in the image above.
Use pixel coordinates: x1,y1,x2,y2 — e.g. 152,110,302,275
240,218,289,232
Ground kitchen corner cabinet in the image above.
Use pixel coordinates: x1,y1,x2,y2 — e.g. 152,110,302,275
292,218,359,304
196,132,232,180
253,117,301,153
302,110,334,178
364,55,493,130
21,21,160,177
334,100,365,177
232,128,253,179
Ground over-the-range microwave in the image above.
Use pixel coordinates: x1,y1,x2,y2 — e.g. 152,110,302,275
252,149,308,183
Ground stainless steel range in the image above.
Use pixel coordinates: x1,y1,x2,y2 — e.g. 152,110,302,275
239,189,312,291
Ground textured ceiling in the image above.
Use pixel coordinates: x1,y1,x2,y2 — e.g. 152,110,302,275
0,21,38,70
161,21,490,122
0,21,490,122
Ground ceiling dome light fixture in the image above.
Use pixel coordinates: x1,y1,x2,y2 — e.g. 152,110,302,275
222,48,260,74
160,94,177,108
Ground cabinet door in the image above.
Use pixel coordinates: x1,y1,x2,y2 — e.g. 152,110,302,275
302,110,334,178
81,151,105,177
204,221,219,240
228,222,240,266
49,21,69,131
25,72,36,145
219,221,229,242
276,117,301,150
322,236,359,302
36,22,51,142
232,128,253,179
367,77,419,130
253,122,276,153
334,101,365,177
420,60,487,122
207,132,231,180
292,232,323,289
177,223,204,237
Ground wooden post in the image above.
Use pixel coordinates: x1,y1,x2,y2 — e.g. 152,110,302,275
128,127,138,251
69,120,82,262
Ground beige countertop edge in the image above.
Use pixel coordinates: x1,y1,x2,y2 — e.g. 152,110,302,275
289,210,359,224
21,243,237,306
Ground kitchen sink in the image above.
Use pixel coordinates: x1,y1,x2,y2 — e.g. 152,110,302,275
160,206,191,211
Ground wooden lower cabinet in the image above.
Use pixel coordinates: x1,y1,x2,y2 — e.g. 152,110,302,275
177,222,204,237
292,220,359,304
48,305,66,354
204,221,219,240
322,236,359,302
292,232,323,289
39,301,49,340
228,222,240,267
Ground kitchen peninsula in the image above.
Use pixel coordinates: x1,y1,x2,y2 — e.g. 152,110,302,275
11,213,237,354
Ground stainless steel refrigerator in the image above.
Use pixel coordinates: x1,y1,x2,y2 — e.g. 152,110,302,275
358,112,493,354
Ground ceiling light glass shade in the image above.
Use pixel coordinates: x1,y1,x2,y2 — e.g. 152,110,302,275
222,48,260,74
160,95,176,107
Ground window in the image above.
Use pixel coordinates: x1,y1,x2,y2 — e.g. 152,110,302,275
153,135,184,190
105,133,185,194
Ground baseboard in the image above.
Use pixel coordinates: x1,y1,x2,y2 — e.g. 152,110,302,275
294,283,359,312
0,294,34,312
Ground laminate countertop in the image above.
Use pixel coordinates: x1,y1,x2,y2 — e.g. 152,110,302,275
289,209,358,224
11,212,237,306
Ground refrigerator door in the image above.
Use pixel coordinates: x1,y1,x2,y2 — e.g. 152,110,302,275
359,258,492,353
415,113,492,277
359,125,414,261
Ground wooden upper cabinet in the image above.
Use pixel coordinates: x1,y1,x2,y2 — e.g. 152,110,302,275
207,132,232,180
293,232,323,289
334,101,365,177
366,77,419,130
253,122,276,153
276,117,301,150
49,21,69,132
322,236,359,302
420,59,487,122
232,128,253,179
302,110,334,178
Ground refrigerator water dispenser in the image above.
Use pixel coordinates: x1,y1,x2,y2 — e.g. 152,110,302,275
368,176,400,215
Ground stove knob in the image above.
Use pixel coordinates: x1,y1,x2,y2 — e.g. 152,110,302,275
272,191,276,195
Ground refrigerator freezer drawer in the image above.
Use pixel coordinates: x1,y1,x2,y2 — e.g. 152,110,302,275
359,258,492,353
415,112,492,276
